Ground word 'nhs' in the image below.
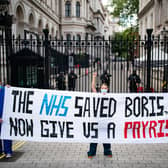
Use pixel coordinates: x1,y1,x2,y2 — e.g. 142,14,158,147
40,94,71,117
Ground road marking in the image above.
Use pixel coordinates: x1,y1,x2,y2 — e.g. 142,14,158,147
0,141,25,159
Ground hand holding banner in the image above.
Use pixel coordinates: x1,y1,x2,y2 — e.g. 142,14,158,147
1,87,168,143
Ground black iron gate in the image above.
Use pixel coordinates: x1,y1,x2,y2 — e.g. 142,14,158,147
0,28,168,93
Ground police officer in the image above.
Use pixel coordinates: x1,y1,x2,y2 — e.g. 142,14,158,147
56,72,66,90
100,70,111,87
128,70,141,92
68,70,77,91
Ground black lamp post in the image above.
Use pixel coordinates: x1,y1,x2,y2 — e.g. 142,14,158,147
0,0,12,26
0,0,13,84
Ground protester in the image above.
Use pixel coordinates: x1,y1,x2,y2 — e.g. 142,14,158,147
56,72,66,90
68,70,77,91
128,70,141,92
100,70,111,88
0,82,13,158
87,72,112,158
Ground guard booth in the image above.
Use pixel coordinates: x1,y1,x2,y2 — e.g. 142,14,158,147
10,48,44,88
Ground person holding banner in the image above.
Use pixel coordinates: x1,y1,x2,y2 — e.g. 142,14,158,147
0,82,13,158
87,72,112,158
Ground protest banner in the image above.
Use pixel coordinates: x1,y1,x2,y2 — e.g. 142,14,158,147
1,87,168,143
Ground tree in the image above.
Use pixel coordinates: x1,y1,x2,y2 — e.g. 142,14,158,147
110,0,139,26
111,26,139,59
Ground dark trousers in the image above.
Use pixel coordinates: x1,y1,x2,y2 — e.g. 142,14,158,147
88,143,112,156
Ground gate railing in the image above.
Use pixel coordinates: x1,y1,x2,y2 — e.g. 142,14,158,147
0,28,168,92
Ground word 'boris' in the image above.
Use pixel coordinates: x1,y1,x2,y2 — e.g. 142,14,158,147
125,96,164,117
40,94,72,117
11,90,34,114
74,97,117,118
124,120,168,139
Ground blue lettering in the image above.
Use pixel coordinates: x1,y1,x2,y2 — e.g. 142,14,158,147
59,96,72,116
40,94,54,115
50,95,63,116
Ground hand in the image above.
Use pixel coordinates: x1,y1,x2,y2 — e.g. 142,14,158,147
0,118,3,123
93,72,97,78
5,84,10,88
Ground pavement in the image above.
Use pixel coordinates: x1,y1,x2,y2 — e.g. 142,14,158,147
0,142,168,168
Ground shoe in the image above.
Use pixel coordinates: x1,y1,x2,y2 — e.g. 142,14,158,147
87,152,96,159
106,154,112,158
88,155,94,159
104,151,112,157
5,154,12,158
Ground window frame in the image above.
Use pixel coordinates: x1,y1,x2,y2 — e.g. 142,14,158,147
65,1,71,17
76,1,80,18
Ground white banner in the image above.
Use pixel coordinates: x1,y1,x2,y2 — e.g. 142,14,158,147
1,87,168,143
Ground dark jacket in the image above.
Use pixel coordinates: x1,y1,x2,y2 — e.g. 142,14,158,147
128,73,141,92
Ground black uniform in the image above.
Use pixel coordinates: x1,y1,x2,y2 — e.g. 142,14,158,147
128,71,141,92
56,72,66,90
100,71,111,87
68,71,77,91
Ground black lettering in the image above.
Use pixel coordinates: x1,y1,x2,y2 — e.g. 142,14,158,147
83,122,90,138
18,91,26,113
93,97,100,117
141,96,148,117
107,122,115,138
91,122,98,138
134,97,140,117
108,98,116,117
100,98,108,117
157,96,164,116
10,117,33,137
10,117,18,136
149,96,156,116
58,121,65,138
26,91,34,114
74,97,83,117
12,90,19,112
66,122,74,138
49,121,57,137
83,97,90,117
41,120,49,137
125,97,132,117
25,119,33,137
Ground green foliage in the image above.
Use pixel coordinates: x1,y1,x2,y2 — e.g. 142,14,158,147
110,0,139,26
111,27,139,60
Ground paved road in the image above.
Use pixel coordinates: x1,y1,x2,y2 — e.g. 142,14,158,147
0,142,168,168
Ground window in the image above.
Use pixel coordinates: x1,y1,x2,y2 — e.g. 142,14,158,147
76,34,81,41
66,34,71,41
65,1,71,17
76,2,80,18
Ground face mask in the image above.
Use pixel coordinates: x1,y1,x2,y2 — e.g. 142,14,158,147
101,89,107,94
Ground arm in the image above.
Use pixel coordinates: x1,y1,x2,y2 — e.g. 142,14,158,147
92,72,97,93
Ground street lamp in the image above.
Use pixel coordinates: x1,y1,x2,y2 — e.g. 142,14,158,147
0,0,9,15
161,27,168,37
0,0,12,27
0,0,13,84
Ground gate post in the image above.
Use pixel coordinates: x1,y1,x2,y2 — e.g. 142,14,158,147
0,0,13,84
146,29,153,92
43,29,50,88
